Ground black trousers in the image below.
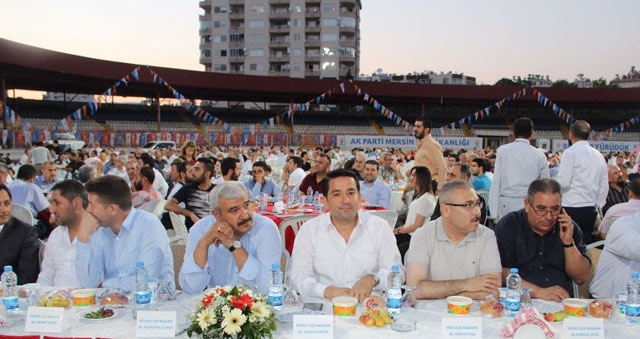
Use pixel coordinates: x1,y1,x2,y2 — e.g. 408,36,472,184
563,206,597,244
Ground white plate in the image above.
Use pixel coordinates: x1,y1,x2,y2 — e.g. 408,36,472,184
78,307,121,322
514,324,546,339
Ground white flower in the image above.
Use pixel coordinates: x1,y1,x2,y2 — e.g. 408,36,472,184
245,289,254,298
223,285,232,293
249,314,257,323
222,305,230,314
221,308,247,336
196,308,216,331
251,301,271,320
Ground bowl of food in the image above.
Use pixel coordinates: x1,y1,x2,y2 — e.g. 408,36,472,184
446,296,472,315
480,297,504,318
588,300,613,318
72,289,96,307
36,291,71,308
100,292,130,307
332,296,357,317
563,298,588,317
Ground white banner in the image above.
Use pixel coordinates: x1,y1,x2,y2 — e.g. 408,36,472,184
337,135,483,150
552,139,640,153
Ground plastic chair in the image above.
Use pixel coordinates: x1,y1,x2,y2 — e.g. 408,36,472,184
11,203,34,226
138,198,167,218
368,210,399,230
170,234,187,290
169,211,188,238
572,240,605,298
279,215,317,255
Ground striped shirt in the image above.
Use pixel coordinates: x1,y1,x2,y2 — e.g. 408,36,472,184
602,185,629,215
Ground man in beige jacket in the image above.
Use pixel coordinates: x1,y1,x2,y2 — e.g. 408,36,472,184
413,116,447,192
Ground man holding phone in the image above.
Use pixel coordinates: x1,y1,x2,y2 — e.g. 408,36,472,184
494,179,591,301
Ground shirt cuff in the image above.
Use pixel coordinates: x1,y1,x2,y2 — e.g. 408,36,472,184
314,282,329,299
181,255,209,275
237,255,259,281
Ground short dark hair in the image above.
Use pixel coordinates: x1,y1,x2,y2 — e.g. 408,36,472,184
321,169,360,196
570,120,591,140
629,177,640,197
452,162,472,179
220,157,239,176
364,159,379,170
317,153,331,165
252,161,268,171
139,167,155,184
287,156,303,169
448,153,460,161
513,117,534,139
472,158,490,173
527,178,562,202
52,180,88,208
85,175,132,211
415,116,432,130
0,183,12,199
17,164,37,181
343,158,355,169
139,153,155,168
197,157,215,177
177,161,188,174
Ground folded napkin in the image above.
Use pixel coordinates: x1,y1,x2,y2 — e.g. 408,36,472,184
274,201,285,213
500,307,556,338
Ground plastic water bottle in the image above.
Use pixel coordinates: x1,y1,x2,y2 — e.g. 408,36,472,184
306,186,314,205
134,262,151,317
286,189,295,209
313,191,321,212
626,272,640,323
268,263,283,311
259,193,267,211
506,268,521,317
1,266,19,314
389,172,395,189
387,265,403,316
295,190,303,205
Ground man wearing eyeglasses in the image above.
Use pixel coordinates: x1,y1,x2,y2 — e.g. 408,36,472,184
405,180,502,300
494,178,591,301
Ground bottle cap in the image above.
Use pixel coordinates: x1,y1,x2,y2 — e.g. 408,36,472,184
510,268,518,273
136,261,144,267
633,272,639,279
3,265,12,272
392,265,399,272
272,263,280,269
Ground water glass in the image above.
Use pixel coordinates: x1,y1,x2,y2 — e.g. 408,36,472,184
401,285,417,308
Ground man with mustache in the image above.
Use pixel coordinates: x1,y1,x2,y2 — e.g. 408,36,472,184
405,180,502,300
131,167,161,208
289,169,402,302
413,116,447,192
494,179,591,301
179,181,281,294
602,164,629,215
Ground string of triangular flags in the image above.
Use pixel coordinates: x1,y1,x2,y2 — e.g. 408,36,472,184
592,113,640,140
51,67,141,132
2,99,34,139
350,81,414,131
533,88,578,126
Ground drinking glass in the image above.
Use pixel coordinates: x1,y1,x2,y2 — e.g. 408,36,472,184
401,285,417,308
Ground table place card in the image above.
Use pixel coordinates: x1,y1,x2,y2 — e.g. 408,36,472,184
293,314,333,339
562,318,604,338
441,317,483,338
135,311,177,338
24,306,64,333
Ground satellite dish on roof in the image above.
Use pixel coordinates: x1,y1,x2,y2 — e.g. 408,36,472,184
376,68,383,74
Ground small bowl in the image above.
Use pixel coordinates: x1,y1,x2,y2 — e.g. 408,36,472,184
332,296,357,317
447,296,472,315
563,298,588,317
72,289,96,307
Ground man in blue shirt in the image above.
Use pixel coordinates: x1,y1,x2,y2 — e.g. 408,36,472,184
35,162,61,194
179,181,281,294
471,158,492,191
244,161,280,200
75,175,174,290
359,160,391,209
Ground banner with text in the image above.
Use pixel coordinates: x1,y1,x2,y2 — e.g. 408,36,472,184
552,139,640,153
337,135,483,150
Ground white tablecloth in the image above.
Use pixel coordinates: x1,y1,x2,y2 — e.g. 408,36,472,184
390,191,405,214
1,296,635,338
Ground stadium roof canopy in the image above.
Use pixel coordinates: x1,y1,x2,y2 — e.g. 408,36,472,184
1,38,639,109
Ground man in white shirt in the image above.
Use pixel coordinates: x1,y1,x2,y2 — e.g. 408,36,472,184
289,169,402,302
7,164,49,218
405,180,502,300
30,142,51,171
597,178,640,237
590,211,640,299
107,156,128,181
37,180,86,287
138,153,168,197
489,117,549,220
557,120,608,244
285,156,306,190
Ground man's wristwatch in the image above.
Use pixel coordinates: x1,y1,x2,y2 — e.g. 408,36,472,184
228,240,242,252
562,240,575,248
369,274,380,287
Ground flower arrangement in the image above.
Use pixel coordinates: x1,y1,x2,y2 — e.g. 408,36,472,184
184,285,277,339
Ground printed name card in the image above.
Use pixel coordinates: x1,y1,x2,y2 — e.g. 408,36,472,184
293,314,333,339
136,311,177,338
25,306,64,333
441,317,483,338
562,318,604,338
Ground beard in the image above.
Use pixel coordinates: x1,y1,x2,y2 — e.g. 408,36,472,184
134,181,143,191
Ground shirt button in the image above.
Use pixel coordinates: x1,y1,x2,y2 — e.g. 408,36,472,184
539,252,543,256
545,278,549,282
539,266,543,270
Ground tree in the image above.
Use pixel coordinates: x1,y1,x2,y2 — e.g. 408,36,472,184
494,78,518,86
593,77,619,88
551,79,577,88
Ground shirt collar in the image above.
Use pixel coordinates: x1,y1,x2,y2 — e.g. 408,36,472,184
326,210,364,233
514,138,530,143
434,217,479,244
119,209,137,233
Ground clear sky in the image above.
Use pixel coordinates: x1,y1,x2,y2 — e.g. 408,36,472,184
1,0,638,86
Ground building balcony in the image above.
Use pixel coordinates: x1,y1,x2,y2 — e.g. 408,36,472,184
269,26,290,33
199,0,211,10
199,42,211,50
270,40,290,47
199,55,212,64
229,26,244,33
270,55,290,62
339,38,356,47
305,70,320,77
304,40,321,47
270,11,290,19
305,55,320,62
228,0,244,5
339,55,356,63
229,11,244,19
228,41,244,48
229,56,245,62
199,27,212,35
339,26,356,33
305,26,321,33
199,13,211,21
305,9,321,17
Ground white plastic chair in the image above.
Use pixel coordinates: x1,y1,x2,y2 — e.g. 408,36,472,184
12,203,34,226
138,198,167,218
368,210,398,230
572,240,605,298
279,215,317,254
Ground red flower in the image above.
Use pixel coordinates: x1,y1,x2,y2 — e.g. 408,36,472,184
216,287,225,296
202,295,212,306
240,294,254,308
230,294,254,311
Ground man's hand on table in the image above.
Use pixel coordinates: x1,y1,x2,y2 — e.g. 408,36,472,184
463,274,501,298
533,285,570,302
349,275,376,303
323,286,351,300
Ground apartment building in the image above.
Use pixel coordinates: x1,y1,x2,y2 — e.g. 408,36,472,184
199,0,360,79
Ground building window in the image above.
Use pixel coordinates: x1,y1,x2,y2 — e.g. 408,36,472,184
248,34,264,42
322,34,338,42
293,49,302,57
201,35,212,43
250,5,264,13
323,19,338,27
293,63,301,71
290,5,302,13
323,4,337,12
229,33,244,42
200,22,212,30
249,64,264,71
307,49,320,57
338,47,355,57
213,35,226,43
293,33,301,41
214,49,227,57
322,61,337,70
339,17,356,28
213,21,227,28
213,6,228,13
249,20,264,28
230,48,245,57
214,64,227,71
293,19,302,27
249,49,264,57
201,49,211,58
322,47,337,56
